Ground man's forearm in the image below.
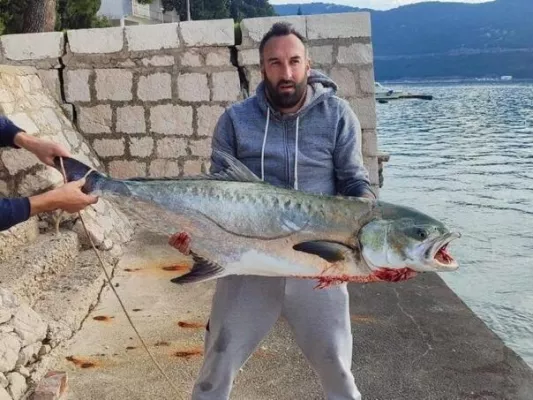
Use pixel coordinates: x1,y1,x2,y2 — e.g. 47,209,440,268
28,191,61,216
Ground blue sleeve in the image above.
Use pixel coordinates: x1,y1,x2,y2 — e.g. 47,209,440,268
0,198,31,231
333,102,375,199
0,116,23,148
209,110,238,174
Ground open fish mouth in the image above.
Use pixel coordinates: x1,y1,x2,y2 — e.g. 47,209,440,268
428,232,461,269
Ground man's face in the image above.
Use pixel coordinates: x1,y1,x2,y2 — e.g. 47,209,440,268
261,34,310,110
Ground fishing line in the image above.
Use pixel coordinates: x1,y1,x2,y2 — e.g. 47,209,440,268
58,157,185,400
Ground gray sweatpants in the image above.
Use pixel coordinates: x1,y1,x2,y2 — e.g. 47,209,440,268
191,276,362,400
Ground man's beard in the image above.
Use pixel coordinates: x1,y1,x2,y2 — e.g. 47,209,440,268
264,76,307,109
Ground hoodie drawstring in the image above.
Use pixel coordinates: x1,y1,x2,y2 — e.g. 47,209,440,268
261,107,270,182
294,116,299,190
260,107,300,190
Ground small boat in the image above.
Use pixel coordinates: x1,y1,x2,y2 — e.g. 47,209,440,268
374,82,433,102
374,82,404,101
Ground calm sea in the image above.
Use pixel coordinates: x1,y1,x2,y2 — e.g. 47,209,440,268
376,82,533,368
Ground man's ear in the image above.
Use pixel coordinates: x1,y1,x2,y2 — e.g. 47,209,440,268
306,58,311,76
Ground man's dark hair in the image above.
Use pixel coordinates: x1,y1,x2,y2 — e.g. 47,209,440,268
259,22,307,64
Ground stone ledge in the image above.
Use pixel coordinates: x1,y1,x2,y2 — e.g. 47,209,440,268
306,12,371,40
125,23,179,51
180,19,234,47
67,27,124,54
240,16,307,47
0,32,64,61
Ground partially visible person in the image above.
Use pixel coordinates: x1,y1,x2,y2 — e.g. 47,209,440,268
0,116,98,231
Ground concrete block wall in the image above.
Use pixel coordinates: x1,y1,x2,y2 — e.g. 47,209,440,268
0,13,378,188
239,13,379,191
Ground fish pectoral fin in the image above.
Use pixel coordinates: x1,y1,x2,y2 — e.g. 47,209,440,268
293,241,353,263
170,252,224,284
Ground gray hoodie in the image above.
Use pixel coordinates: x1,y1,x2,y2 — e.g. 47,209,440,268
210,69,373,197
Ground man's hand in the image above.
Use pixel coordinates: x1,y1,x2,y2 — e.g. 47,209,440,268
29,178,98,216
14,132,71,167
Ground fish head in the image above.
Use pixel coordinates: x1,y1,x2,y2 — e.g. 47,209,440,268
359,202,460,273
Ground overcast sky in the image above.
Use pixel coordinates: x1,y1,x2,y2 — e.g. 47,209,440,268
268,0,493,10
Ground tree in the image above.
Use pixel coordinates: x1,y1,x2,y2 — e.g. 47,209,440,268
56,0,109,31
21,0,56,33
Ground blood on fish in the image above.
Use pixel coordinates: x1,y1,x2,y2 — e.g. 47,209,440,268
162,265,189,272
299,267,418,289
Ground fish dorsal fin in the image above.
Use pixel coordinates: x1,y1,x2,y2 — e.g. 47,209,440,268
208,149,262,183
125,150,262,184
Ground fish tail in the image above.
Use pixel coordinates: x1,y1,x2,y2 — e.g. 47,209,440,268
170,252,225,284
53,156,108,194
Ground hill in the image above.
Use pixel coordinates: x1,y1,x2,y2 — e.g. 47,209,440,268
274,0,533,80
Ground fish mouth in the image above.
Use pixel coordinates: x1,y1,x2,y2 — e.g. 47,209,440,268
427,232,461,270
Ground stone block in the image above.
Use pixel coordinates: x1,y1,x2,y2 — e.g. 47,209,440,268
149,160,181,178
206,49,232,66
95,69,133,101
183,160,203,175
37,70,62,103
156,138,187,158
141,55,175,67
137,73,172,101
117,106,145,134
30,371,68,400
180,19,234,47
0,181,8,196
126,23,179,51
109,160,146,179
18,75,42,92
197,105,224,137
150,104,193,136
1,32,63,60
129,137,154,158
180,51,203,67
177,73,209,102
349,97,376,130
363,156,379,186
330,68,357,98
64,69,91,102
212,71,241,101
241,16,306,47
8,113,39,134
17,168,63,196
337,43,373,65
0,332,21,373
77,105,112,134
359,68,375,95
189,138,211,158
7,371,26,399
247,68,263,95
92,139,125,158
31,108,63,134
309,45,333,65
12,304,47,346
67,27,123,54
237,48,259,66
1,149,40,175
306,12,371,40
362,129,378,157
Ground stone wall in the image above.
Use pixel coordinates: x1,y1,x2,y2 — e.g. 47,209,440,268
0,12,379,190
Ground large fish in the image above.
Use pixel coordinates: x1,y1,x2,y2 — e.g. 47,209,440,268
53,151,460,288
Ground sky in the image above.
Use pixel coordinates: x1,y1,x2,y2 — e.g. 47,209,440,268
268,0,493,10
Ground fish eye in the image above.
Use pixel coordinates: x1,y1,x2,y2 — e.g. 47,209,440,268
414,227,428,240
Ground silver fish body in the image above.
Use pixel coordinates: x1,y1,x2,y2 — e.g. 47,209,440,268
54,152,460,287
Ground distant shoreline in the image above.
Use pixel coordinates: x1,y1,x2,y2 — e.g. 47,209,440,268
380,78,533,85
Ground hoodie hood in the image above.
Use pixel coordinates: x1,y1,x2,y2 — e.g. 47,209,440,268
255,69,338,120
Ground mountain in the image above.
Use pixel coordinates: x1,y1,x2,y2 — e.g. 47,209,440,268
274,0,533,80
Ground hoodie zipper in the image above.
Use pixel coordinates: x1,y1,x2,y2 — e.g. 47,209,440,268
283,120,292,187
